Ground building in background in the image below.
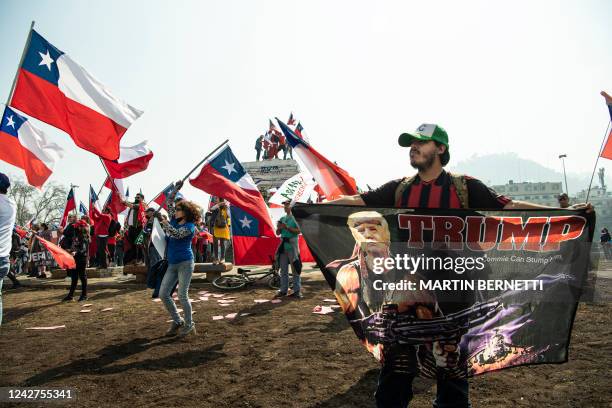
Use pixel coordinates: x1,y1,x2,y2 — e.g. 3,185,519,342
492,180,563,207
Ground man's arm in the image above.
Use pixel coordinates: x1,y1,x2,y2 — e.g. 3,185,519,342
325,195,366,206
504,200,594,212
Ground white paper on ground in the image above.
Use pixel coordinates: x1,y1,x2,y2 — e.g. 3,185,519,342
254,299,269,303
79,309,91,313
26,325,66,330
101,307,113,312
312,305,335,315
225,313,237,319
212,315,224,320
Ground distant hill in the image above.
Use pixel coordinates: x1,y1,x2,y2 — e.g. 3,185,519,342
448,153,606,195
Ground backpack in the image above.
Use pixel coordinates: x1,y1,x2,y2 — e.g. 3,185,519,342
214,208,227,228
393,172,469,209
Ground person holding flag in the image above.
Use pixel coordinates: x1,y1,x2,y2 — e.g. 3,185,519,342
157,180,201,338
274,200,303,299
324,123,594,408
62,220,90,302
90,206,113,269
123,192,146,264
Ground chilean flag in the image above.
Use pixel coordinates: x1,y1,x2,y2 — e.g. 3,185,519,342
79,201,88,216
276,118,358,201
230,205,314,266
59,187,77,228
9,29,142,161
153,183,175,209
102,140,153,179
0,106,64,188
189,144,275,237
287,112,296,126
89,184,101,212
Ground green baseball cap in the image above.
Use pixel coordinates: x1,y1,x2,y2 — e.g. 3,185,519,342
398,123,450,165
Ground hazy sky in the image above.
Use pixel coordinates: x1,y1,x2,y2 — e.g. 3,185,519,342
0,0,611,203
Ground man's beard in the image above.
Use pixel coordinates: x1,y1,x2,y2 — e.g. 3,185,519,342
410,151,436,171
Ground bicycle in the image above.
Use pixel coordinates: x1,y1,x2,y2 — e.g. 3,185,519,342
212,257,293,291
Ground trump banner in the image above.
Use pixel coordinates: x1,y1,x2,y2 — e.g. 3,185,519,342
293,205,594,378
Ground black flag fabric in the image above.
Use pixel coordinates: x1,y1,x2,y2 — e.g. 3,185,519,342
293,205,594,378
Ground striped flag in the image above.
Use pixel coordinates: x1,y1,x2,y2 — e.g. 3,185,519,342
276,118,358,201
9,29,142,160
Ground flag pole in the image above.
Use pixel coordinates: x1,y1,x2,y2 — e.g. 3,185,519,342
586,91,612,202
147,139,229,206
6,21,35,106
70,184,79,216
95,158,113,201
180,139,229,183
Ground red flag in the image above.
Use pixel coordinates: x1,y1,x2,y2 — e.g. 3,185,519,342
14,226,28,239
37,236,76,269
600,91,612,160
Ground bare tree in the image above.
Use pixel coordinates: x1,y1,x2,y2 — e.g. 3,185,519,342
7,175,68,227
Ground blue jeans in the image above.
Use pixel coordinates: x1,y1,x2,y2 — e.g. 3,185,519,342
160,259,194,327
375,363,471,408
279,252,300,294
0,256,9,326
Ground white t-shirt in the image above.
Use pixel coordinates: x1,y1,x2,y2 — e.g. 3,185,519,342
0,194,17,258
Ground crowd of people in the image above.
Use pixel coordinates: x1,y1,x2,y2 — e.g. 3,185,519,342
254,132,293,161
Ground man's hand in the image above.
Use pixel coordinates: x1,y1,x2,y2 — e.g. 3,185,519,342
175,180,184,191
570,202,594,213
601,90,612,105
432,340,460,368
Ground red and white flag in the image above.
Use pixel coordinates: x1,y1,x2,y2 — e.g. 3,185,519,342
9,29,142,160
0,106,64,188
276,118,358,201
102,140,153,179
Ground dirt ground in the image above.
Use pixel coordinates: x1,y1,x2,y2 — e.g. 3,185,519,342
1,273,611,408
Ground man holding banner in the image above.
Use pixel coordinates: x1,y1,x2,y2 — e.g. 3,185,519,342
324,124,593,408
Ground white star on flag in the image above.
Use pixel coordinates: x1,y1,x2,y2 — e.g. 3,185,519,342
221,160,236,175
239,216,253,229
38,49,54,71
6,115,15,129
